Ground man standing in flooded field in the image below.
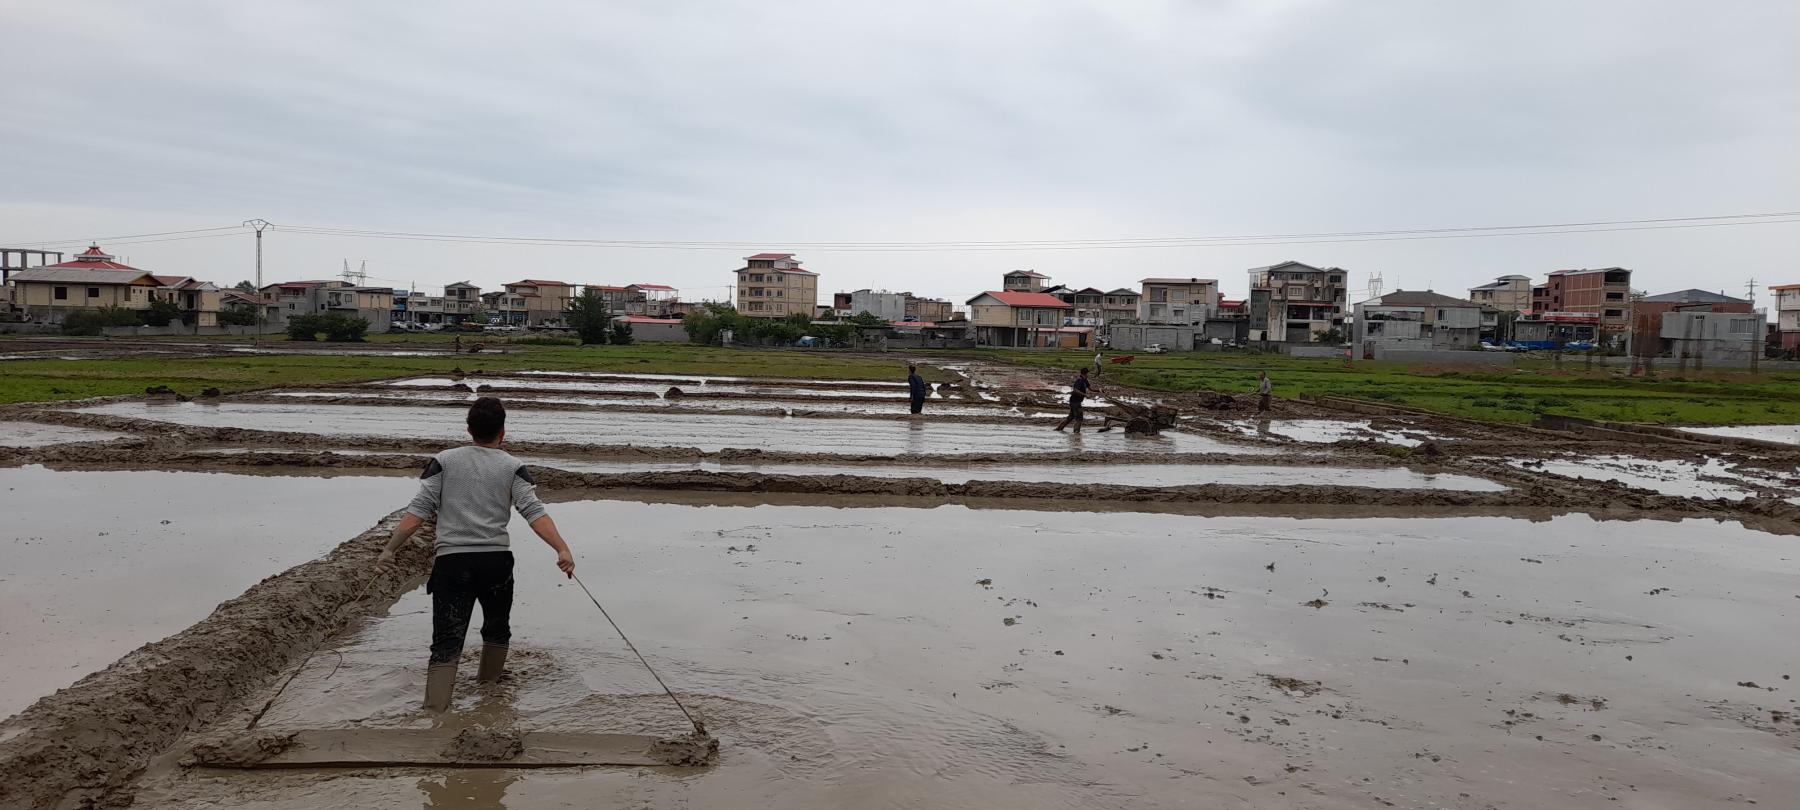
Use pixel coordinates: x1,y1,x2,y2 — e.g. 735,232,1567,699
378,397,577,711
907,364,927,415
1257,371,1273,414
1054,367,1095,433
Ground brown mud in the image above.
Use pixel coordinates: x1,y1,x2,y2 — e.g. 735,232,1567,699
0,512,434,810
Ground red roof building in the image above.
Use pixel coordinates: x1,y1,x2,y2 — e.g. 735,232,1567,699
44,244,143,272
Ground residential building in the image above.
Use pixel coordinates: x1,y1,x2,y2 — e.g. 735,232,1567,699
1204,299,1249,343
390,289,411,324
1002,270,1049,293
1100,288,1140,325
848,289,907,322
8,244,158,323
1351,290,1483,351
1772,283,1800,353
1467,275,1533,312
965,290,1083,347
1513,313,1601,348
1630,289,1753,354
735,252,818,319
1070,287,1105,327
1139,277,1219,325
221,289,261,318
904,294,953,322
1246,261,1348,342
150,275,223,327
1109,323,1197,352
831,292,854,314
439,281,482,324
1534,268,1632,346
500,279,575,326
261,279,393,330
1660,310,1765,365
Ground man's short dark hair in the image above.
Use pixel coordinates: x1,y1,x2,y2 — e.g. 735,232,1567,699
1078,367,1088,375
908,364,917,372
468,397,506,442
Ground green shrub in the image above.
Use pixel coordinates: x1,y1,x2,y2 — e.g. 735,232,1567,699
610,322,634,346
218,308,257,327
142,299,184,327
286,313,368,341
60,307,143,336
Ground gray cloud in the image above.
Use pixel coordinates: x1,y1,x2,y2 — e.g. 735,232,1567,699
1,0,1794,300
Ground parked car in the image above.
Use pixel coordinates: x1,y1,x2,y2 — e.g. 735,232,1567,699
1144,343,1167,354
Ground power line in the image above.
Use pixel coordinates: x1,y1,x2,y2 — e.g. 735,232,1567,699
273,210,1800,249
2,225,245,249
268,214,1800,252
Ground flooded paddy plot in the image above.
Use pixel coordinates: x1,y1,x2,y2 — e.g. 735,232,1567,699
386,376,909,398
77,400,1263,455
512,370,908,387
1496,454,1800,503
516,456,1507,491
0,466,413,718
141,502,1800,809
1222,418,1444,446
0,421,131,447
1678,423,1800,445
270,388,1038,417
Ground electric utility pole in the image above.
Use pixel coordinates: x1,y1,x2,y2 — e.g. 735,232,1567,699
244,219,272,346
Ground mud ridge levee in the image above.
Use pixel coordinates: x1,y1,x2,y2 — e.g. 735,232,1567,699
0,511,432,810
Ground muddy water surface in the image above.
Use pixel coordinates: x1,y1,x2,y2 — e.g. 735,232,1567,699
144,504,1800,809
1678,424,1800,445
0,466,414,719
79,401,1262,455
0,422,131,447
516,457,1507,491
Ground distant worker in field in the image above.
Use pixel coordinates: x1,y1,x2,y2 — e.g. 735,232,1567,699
1094,349,1104,377
1257,370,1273,414
907,364,927,415
378,397,577,711
1054,367,1096,433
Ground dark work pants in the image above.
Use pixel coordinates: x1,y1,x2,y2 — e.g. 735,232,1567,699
427,551,514,665
1055,397,1086,431
910,394,925,414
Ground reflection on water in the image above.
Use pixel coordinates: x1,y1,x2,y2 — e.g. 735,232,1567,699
418,771,516,810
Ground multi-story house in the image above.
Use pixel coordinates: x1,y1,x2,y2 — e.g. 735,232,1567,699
1138,277,1220,325
1772,283,1800,353
848,289,907,322
735,253,818,319
965,290,1077,347
500,279,575,326
1352,290,1483,350
261,279,393,330
1535,268,1632,347
904,294,953,322
1245,261,1347,342
630,283,680,317
1002,270,1049,293
1070,288,1105,327
439,281,482,324
1100,288,1140,325
149,275,223,327
1629,289,1752,354
1468,275,1533,312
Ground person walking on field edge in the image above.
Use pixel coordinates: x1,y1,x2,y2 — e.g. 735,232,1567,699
1054,367,1096,433
1257,371,1273,414
907,364,927,415
378,397,577,711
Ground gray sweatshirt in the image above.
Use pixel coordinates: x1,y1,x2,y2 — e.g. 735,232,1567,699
405,445,549,557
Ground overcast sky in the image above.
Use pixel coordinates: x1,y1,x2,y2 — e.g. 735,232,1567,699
2,1,1795,304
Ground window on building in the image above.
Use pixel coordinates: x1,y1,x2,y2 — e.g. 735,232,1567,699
1328,276,1342,284
1286,286,1306,298
1604,309,1623,318
1729,318,1756,334
87,286,101,298
1436,309,1445,320
54,286,68,300
1017,310,1032,324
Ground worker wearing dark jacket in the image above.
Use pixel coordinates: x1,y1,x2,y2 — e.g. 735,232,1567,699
907,365,927,414
1054,368,1095,433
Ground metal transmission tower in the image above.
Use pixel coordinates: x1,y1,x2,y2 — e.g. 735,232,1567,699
341,259,369,286
1365,273,1384,299
244,219,273,347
